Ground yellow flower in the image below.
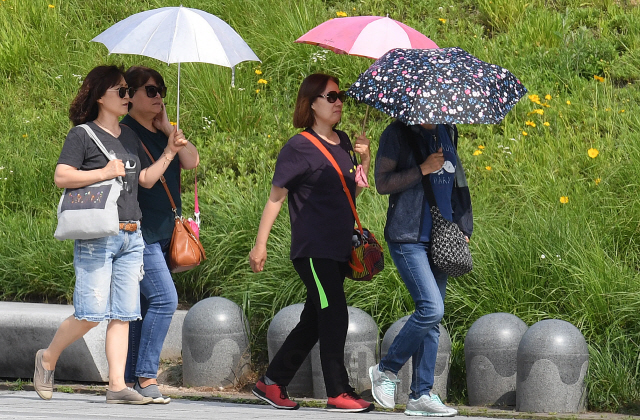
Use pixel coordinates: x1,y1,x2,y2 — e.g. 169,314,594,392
543,122,550,126
545,94,552,100
22,134,28,138
267,135,271,138
593,75,605,82
353,7,356,10
522,131,528,136
485,166,492,171
257,79,268,85
255,69,262,75
560,196,569,204
472,150,483,156
542,103,551,108
48,4,55,8
478,145,485,149
528,94,541,105
588,148,599,158
336,11,347,17
525,121,536,127
595,178,601,185
605,108,611,112
439,18,447,23
566,100,571,105
620,109,625,113
255,89,260,93
527,109,544,115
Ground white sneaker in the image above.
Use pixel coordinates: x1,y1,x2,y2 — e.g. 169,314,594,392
369,364,400,409
405,393,457,417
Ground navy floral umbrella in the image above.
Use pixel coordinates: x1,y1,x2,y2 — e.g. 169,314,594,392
347,47,527,125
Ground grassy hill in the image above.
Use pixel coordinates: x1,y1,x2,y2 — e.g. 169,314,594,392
1,0,639,410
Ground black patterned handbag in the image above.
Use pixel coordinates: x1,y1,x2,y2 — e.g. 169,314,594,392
408,128,473,277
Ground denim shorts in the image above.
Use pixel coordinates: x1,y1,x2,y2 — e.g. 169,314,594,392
73,228,144,322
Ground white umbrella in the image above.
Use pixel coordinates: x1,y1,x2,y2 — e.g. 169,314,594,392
92,6,261,129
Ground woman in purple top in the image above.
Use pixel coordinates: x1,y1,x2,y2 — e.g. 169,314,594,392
249,73,373,413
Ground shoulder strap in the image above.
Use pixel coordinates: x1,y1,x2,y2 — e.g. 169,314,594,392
78,124,115,161
139,140,178,214
299,131,363,236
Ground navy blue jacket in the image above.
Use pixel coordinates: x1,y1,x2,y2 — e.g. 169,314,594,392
375,120,473,243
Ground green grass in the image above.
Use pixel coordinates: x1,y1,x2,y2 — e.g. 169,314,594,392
1,0,640,411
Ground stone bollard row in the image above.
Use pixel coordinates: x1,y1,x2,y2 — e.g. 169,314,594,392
465,313,588,413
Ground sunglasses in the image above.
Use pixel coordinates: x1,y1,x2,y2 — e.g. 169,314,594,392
108,86,135,99
141,84,167,98
318,90,346,103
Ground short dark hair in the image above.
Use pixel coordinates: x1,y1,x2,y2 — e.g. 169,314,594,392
293,73,339,129
125,66,166,111
68,65,125,126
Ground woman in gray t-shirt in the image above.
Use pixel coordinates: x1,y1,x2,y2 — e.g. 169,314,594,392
33,65,187,405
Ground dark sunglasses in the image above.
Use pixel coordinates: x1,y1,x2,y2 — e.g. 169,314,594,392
318,90,346,103
141,84,167,98
109,87,135,99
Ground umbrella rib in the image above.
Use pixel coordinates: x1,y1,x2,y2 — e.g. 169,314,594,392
137,11,177,62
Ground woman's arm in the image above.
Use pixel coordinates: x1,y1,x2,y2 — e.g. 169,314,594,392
138,126,187,188
54,161,125,189
249,185,288,273
353,133,370,197
153,103,199,170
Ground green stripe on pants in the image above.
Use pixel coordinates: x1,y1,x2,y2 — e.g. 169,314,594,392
310,258,329,309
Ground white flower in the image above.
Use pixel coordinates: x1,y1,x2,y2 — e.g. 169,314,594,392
541,254,546,259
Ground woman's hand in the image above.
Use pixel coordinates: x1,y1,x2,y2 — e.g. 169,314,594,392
420,147,444,175
165,126,188,157
353,133,370,163
102,159,125,180
249,244,267,273
152,103,173,136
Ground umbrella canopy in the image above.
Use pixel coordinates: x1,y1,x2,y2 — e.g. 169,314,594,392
92,6,260,128
296,16,438,60
92,6,260,67
347,47,527,125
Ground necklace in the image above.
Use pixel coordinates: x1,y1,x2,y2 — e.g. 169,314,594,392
94,119,120,138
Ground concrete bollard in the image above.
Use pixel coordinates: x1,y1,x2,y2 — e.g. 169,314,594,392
516,319,589,413
465,312,528,406
311,306,378,399
182,297,251,388
266,303,313,397
380,316,452,403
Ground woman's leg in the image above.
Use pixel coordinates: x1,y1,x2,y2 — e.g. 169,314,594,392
109,230,144,391
126,239,177,387
292,258,351,398
41,316,99,370
106,320,130,391
379,242,446,397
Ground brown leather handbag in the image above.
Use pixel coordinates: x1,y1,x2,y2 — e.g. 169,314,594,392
140,142,206,273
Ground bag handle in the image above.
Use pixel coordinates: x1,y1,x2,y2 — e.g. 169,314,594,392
139,141,179,216
299,131,364,236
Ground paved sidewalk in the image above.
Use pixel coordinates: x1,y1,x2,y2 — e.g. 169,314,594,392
0,390,480,420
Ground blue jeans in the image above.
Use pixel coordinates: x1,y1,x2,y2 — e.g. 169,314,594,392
379,241,448,398
125,239,178,382
73,229,144,322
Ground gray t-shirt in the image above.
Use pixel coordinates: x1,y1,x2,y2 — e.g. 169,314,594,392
57,121,143,222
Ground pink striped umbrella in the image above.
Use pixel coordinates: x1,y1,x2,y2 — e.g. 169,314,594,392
295,16,438,59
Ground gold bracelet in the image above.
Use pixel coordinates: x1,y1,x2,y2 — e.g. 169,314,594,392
163,152,175,162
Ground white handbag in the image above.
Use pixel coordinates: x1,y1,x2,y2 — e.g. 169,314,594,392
54,124,122,241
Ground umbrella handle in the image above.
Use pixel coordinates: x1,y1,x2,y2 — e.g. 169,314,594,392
176,62,181,131
361,106,369,135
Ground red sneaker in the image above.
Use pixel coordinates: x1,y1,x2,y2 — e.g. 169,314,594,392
327,391,375,412
252,378,300,410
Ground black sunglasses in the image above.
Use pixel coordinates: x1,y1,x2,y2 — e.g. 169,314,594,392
109,87,136,99
318,90,346,103
141,84,167,98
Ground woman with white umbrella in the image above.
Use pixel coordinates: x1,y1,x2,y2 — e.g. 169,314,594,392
121,66,199,404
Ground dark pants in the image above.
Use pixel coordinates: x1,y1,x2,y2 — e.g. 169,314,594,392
265,257,352,397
